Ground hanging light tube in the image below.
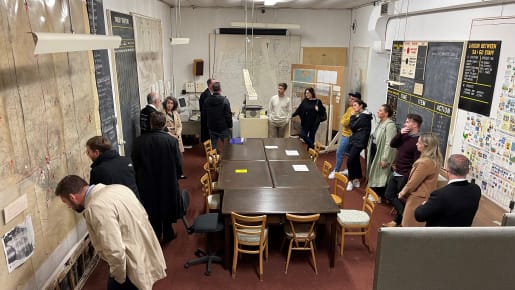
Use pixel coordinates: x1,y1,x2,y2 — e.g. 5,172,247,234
32,32,121,55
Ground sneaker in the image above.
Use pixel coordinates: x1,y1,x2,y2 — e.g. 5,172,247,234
352,179,360,188
340,169,349,176
328,171,336,179
346,182,354,191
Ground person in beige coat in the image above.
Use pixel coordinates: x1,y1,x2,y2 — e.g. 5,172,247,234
55,175,167,290
163,96,184,153
398,133,442,227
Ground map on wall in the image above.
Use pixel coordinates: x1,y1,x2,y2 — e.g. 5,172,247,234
210,34,301,110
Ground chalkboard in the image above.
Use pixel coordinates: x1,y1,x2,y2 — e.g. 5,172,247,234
387,41,464,158
109,11,140,157
87,0,118,151
458,41,501,116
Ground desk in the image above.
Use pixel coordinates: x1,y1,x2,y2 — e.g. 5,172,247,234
217,160,273,190
263,138,311,161
268,160,329,189
222,138,265,161
222,188,340,268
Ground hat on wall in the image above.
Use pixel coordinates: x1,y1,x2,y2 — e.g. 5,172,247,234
348,92,362,99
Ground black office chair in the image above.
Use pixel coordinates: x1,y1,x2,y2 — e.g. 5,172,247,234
181,189,224,276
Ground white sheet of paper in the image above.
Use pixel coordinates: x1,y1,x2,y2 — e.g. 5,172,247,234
265,145,279,149
285,150,299,156
292,164,309,172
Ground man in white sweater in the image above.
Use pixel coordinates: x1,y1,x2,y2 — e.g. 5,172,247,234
268,82,291,137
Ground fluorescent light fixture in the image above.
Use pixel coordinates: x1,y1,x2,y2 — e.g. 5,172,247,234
231,22,300,30
170,37,190,45
264,0,279,6
32,32,121,55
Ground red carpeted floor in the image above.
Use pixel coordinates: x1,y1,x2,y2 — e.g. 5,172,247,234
83,143,398,290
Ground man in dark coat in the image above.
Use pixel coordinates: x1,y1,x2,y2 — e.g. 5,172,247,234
415,154,481,226
140,92,161,134
203,81,232,150
86,136,140,199
199,78,216,142
132,112,183,243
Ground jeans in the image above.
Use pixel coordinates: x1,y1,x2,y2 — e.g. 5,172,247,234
209,129,231,150
108,277,138,290
300,124,319,149
385,175,408,224
334,135,350,172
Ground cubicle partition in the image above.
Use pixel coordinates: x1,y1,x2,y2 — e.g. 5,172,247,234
373,227,515,290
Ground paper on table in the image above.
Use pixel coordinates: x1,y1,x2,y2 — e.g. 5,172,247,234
292,164,309,172
265,145,279,149
285,150,299,156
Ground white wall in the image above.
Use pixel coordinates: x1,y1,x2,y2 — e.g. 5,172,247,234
169,7,351,96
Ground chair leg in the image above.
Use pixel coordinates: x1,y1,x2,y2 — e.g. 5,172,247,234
285,239,293,274
310,242,318,274
232,249,238,279
259,249,263,281
340,227,345,256
265,240,269,260
364,230,371,252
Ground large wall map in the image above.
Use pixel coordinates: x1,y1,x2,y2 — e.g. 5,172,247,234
210,34,300,109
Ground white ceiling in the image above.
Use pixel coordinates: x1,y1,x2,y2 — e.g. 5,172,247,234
161,0,375,10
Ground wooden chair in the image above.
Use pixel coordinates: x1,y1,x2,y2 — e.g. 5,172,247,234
200,173,221,213
314,141,323,154
231,212,268,281
203,161,221,192
284,213,320,274
336,187,379,255
321,161,343,206
308,148,319,163
333,172,349,208
203,139,213,158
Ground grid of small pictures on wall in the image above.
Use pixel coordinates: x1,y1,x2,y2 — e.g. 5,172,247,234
47,237,97,290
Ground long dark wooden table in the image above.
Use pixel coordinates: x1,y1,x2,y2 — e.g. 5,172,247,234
216,160,273,190
262,138,311,161
222,138,266,161
268,160,330,189
222,188,340,268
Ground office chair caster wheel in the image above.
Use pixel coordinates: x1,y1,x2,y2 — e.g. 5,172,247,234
195,249,203,257
184,262,191,269
204,270,211,276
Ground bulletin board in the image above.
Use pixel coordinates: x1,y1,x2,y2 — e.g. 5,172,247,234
387,41,465,159
451,17,515,210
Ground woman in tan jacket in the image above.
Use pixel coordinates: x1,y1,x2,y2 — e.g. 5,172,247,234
398,133,442,227
163,96,186,179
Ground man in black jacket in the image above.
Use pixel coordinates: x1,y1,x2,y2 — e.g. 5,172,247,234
203,82,232,150
199,78,216,142
415,154,481,226
86,136,139,199
132,112,183,243
140,92,161,134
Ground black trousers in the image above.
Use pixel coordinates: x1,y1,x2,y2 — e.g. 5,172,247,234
149,214,175,241
385,175,408,224
347,145,364,180
108,277,137,290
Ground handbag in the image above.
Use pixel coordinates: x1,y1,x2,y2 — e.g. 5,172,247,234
317,100,327,122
